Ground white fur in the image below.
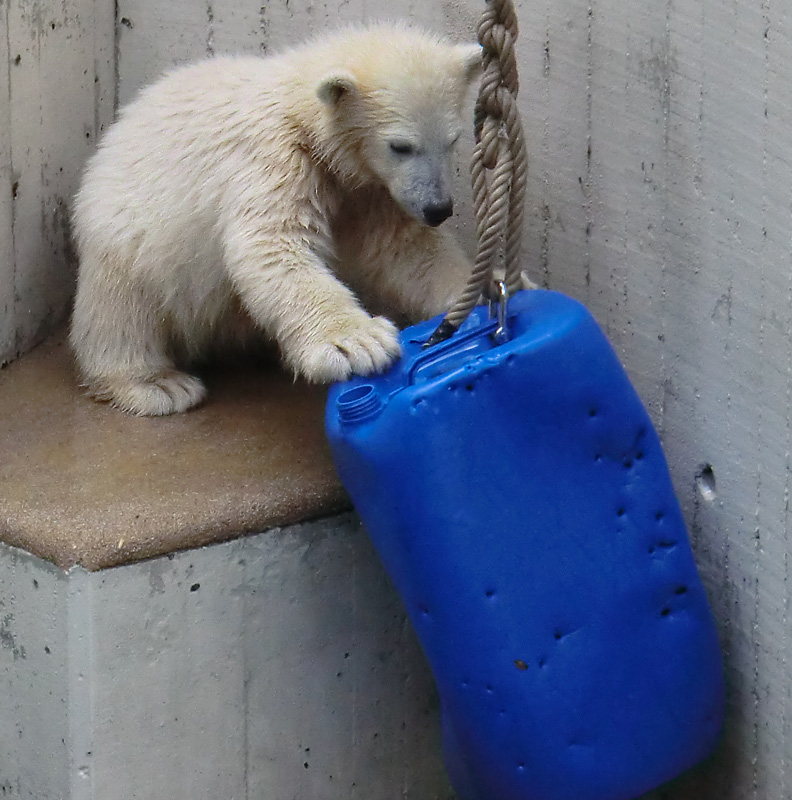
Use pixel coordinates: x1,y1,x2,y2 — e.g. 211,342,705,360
70,24,483,415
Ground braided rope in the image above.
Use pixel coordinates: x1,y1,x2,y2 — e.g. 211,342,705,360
426,0,528,346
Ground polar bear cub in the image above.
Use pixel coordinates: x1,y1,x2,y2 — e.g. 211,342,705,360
70,24,482,415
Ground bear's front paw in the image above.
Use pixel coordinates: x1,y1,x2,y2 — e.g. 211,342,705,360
290,314,401,383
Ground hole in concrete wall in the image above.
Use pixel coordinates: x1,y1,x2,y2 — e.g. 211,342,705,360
696,464,717,502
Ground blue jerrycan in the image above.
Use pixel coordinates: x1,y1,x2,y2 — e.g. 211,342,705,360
326,290,724,800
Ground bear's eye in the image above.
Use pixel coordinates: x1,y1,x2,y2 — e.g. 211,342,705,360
389,141,416,156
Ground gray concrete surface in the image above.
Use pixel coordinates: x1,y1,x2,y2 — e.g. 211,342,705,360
0,0,115,366
0,546,70,799
0,515,450,800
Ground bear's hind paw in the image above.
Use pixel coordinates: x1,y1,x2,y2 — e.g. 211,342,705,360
87,371,208,416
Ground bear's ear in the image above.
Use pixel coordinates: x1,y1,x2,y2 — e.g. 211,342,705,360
456,43,483,85
317,71,359,106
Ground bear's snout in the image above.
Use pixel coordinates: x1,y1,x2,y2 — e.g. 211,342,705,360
423,201,454,227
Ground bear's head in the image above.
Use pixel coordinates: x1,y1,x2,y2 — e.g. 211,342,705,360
316,28,481,227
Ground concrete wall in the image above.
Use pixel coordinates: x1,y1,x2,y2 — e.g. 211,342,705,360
0,0,114,366
0,517,448,800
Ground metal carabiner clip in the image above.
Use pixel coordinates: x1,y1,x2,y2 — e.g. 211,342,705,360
488,280,510,345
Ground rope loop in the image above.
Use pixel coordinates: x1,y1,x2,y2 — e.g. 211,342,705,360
426,0,528,347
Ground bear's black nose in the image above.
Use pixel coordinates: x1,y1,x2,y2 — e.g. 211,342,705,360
423,201,454,227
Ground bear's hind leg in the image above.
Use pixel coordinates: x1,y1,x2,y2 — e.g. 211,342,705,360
70,255,207,416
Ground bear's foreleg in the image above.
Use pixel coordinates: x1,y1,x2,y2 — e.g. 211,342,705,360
336,209,540,328
223,209,401,383
334,213,475,326
376,224,541,318
389,225,477,322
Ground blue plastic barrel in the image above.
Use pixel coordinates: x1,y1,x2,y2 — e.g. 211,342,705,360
326,290,724,800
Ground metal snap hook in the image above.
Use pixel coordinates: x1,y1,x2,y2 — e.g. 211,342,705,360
488,280,510,344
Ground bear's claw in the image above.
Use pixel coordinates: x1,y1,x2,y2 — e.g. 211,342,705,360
292,314,401,383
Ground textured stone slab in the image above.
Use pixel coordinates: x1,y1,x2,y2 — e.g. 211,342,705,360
0,332,348,570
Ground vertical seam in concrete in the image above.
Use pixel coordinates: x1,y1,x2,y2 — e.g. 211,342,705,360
112,0,120,115
656,0,672,444
691,0,706,557
206,0,215,57
722,0,738,790
242,556,251,800
539,9,550,288
619,11,630,343
399,610,412,800
754,4,771,799
38,14,45,331
92,0,101,140
584,3,593,296
4,0,16,353
782,2,792,780
783,20,792,786
67,569,96,800
696,9,734,777
350,550,359,800
258,4,267,53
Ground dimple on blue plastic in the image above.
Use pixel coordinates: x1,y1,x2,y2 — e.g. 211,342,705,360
326,290,724,800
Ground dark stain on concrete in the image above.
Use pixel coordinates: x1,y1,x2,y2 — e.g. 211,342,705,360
0,615,26,661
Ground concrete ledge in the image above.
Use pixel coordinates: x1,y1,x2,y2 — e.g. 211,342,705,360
0,332,349,569
0,515,451,800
